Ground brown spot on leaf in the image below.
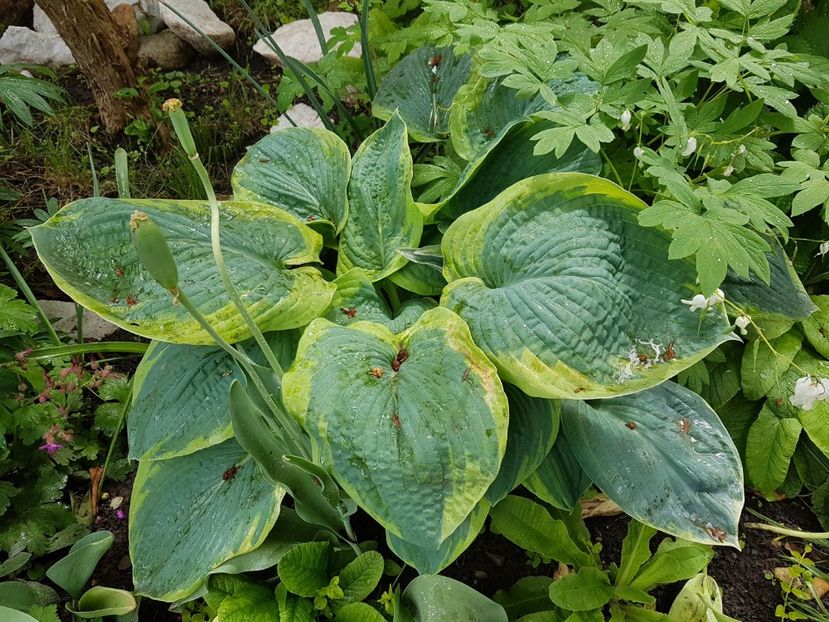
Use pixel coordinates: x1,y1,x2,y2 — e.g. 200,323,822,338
663,341,677,361
222,464,240,481
679,417,691,433
126,295,138,307
392,413,401,429
707,526,727,542
340,307,357,318
391,348,409,372
626,421,637,430
370,367,384,378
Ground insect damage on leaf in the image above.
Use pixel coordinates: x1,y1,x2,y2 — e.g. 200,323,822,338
391,348,409,372
222,464,240,482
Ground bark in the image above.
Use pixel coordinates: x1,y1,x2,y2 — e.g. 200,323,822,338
33,0,147,133
0,0,33,27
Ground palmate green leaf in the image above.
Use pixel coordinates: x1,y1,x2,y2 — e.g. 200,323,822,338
0,284,38,334
30,198,334,345
232,127,351,233
485,385,560,506
372,46,472,142
563,382,744,547
442,173,734,399
396,576,508,622
129,440,284,601
745,403,802,494
338,113,423,280
324,269,435,332
387,500,489,574
284,307,508,550
524,430,591,512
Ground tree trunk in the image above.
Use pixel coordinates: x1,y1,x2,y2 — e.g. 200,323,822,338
0,0,33,27
33,0,147,133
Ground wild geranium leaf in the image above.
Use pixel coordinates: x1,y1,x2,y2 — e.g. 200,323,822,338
548,567,614,611
442,172,733,398
372,46,472,142
338,113,423,280
130,440,284,601
0,285,38,334
284,307,508,551
30,198,334,344
563,382,744,547
231,128,350,233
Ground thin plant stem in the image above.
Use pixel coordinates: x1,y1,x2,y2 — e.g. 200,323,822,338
22,342,148,361
745,522,829,541
0,244,60,345
98,378,133,498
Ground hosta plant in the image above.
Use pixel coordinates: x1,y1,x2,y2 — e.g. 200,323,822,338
28,47,765,607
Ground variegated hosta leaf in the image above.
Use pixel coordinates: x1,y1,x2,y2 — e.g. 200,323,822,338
283,307,508,549
128,331,299,461
337,113,423,280
441,173,735,399
524,432,592,512
231,127,351,233
387,501,490,575
484,384,560,506
130,439,284,601
449,72,598,161
372,46,472,143
323,269,435,333
30,198,334,344
563,382,744,547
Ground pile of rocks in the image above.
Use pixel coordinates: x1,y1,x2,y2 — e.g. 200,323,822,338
0,0,235,70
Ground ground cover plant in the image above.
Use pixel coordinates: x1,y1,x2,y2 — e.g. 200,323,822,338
3,0,829,619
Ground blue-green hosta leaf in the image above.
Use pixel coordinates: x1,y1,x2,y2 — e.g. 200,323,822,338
423,120,601,222
232,128,351,233
338,114,423,280
396,576,508,622
562,382,744,547
390,233,447,296
324,269,435,332
30,198,334,344
128,332,299,461
485,385,560,506
130,440,284,601
449,73,598,161
387,501,489,574
67,587,136,619
441,173,734,399
373,46,472,142
283,307,508,549
45,531,113,599
524,433,591,512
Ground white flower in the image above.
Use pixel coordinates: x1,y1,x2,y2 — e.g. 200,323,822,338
620,109,632,131
723,165,734,177
633,146,644,159
818,241,829,257
737,144,747,155
735,315,751,335
790,376,829,411
681,289,725,312
681,136,698,157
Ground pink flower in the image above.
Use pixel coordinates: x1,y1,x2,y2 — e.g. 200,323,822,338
38,442,63,455
116,510,125,520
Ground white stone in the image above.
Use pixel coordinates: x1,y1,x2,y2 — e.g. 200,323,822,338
0,27,74,67
254,11,361,66
269,103,326,132
37,301,119,341
158,0,235,56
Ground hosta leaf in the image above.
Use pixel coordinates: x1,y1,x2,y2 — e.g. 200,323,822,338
45,531,113,600
433,120,601,222
485,385,560,505
324,269,435,332
231,128,350,232
387,500,489,574
130,439,284,601
524,433,591,512
373,46,472,142
396,576,508,622
68,587,136,618
441,173,734,399
563,382,744,547
30,198,334,344
449,73,599,161
745,404,802,495
389,259,447,296
338,114,423,280
283,307,508,549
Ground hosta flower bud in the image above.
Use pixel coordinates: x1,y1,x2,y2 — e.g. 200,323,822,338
681,136,698,157
620,109,632,131
162,98,196,156
130,211,179,292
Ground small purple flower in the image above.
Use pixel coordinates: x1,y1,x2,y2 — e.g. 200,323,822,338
116,510,125,520
38,442,63,455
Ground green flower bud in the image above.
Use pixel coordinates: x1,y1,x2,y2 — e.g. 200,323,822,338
163,98,197,157
130,211,179,291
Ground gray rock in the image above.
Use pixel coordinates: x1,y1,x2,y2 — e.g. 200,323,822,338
269,103,326,132
253,11,361,66
158,0,235,56
0,26,74,67
138,30,195,69
37,301,119,341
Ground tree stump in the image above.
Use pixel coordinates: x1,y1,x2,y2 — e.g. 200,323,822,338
0,0,34,27
33,0,148,133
